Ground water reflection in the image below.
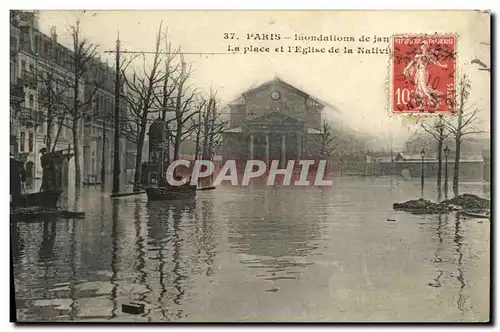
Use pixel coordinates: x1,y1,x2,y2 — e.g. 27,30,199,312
145,201,169,319
69,216,77,320
11,178,489,322
199,198,216,278
453,213,467,315
428,211,471,316
38,221,57,262
227,186,322,281
110,199,119,319
11,223,25,264
134,200,151,318
428,214,446,288
143,199,197,321
171,202,186,319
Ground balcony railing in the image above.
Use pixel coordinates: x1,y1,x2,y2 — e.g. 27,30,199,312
10,83,25,103
21,70,37,89
19,107,44,128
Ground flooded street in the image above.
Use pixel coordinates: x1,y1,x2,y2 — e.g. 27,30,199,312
12,177,490,322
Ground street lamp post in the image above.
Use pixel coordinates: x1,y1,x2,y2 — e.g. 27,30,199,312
420,148,425,198
444,145,450,199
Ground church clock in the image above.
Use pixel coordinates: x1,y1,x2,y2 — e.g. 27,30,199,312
271,91,281,100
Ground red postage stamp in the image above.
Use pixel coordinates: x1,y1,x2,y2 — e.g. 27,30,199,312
391,34,457,114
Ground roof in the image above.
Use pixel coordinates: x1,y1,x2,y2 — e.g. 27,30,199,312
228,77,339,111
226,111,306,132
395,152,437,161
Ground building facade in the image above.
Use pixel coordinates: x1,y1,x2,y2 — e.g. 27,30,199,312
223,78,324,166
9,10,131,189
10,11,83,189
82,58,130,185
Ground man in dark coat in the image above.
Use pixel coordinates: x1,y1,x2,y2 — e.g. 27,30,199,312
10,154,26,208
40,147,55,192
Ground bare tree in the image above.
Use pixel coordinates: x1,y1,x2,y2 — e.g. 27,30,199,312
314,120,339,159
206,92,228,159
154,29,181,164
192,90,228,160
120,22,166,185
156,28,180,120
421,114,450,199
192,97,206,160
36,66,70,152
170,52,200,160
57,19,102,189
443,73,485,197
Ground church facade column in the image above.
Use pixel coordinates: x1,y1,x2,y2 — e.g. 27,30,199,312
249,133,254,160
281,134,286,167
265,134,270,165
296,134,302,159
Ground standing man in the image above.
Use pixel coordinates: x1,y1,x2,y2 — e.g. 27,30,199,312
39,147,55,192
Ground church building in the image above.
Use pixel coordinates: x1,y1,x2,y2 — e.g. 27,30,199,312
223,78,325,166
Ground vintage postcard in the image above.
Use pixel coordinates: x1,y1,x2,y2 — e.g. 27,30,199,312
9,10,491,323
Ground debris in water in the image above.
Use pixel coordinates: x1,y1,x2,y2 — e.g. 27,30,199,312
122,302,145,315
393,198,454,214
442,194,490,212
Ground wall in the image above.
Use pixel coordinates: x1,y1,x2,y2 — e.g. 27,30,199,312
229,79,323,130
375,161,484,180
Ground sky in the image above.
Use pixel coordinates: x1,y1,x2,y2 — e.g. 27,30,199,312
37,10,491,150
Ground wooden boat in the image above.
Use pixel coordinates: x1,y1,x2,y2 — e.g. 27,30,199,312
146,185,197,201
110,191,146,198
461,210,490,219
22,190,62,209
197,186,216,191
10,207,85,222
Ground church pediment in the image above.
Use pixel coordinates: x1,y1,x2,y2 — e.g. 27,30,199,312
245,111,304,126
232,77,326,109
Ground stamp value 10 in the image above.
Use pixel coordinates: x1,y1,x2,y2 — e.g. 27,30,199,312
391,34,457,115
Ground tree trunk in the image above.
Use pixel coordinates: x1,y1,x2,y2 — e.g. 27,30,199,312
173,58,186,162
72,122,81,189
436,137,443,199
133,118,148,185
208,99,216,158
45,117,53,151
72,23,81,190
194,112,201,160
45,100,53,149
453,80,465,197
202,120,210,160
174,123,182,161
133,138,144,185
453,135,461,197
52,116,64,152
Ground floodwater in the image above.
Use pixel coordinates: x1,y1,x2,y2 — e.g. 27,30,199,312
12,177,490,322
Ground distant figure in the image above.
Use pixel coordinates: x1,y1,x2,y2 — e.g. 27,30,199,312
10,155,27,208
40,147,56,192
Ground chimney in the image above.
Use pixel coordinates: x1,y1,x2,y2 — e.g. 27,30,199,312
50,26,57,42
